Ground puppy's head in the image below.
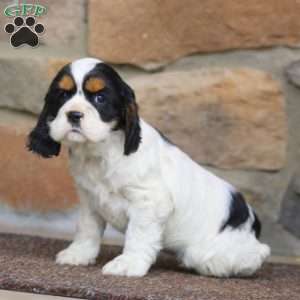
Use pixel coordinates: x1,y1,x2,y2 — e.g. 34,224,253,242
27,58,141,158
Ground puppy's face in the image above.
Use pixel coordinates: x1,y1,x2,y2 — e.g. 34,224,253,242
27,58,141,158
49,61,122,144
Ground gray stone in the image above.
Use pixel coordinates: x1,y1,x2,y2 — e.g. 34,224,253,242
262,218,300,257
294,171,300,195
286,60,300,88
0,55,50,114
0,43,82,114
280,175,300,239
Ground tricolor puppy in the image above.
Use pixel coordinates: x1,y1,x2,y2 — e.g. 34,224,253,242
27,58,270,277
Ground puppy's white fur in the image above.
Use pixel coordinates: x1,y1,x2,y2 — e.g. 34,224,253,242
53,58,270,277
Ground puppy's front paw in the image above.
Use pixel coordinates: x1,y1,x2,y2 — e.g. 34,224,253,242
102,254,150,277
56,246,97,266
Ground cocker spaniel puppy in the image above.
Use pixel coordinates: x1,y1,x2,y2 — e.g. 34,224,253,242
27,58,270,277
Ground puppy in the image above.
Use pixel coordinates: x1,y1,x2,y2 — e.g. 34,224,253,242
27,58,270,277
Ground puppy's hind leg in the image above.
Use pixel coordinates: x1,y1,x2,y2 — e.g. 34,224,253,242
181,231,270,277
56,190,106,266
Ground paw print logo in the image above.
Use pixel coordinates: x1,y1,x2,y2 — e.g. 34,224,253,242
4,16,45,48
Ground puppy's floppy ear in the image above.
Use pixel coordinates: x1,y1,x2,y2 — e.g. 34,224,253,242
27,92,61,158
94,63,141,155
121,82,141,155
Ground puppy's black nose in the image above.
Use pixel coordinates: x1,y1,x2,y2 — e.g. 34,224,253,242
67,111,84,125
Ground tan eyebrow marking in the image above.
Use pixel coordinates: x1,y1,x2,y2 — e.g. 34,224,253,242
58,75,75,91
85,77,105,93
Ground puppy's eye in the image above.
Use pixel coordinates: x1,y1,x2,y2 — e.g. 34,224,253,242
94,94,105,105
62,90,70,98
60,90,71,104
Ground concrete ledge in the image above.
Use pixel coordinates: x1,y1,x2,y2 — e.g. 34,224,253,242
0,234,299,300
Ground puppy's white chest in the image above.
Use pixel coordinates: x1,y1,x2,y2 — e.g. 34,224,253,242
70,154,129,232
95,188,129,233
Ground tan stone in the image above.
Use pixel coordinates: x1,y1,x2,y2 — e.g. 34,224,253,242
129,68,287,170
88,0,300,67
0,109,78,213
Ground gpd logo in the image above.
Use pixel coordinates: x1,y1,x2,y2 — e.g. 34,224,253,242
3,2,47,48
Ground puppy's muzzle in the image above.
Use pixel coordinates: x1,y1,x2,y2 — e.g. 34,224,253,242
67,111,84,126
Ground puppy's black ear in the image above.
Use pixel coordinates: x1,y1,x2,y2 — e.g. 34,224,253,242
27,94,61,158
95,63,141,155
121,82,141,155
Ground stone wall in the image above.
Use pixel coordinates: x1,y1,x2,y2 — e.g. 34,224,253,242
0,0,300,256
88,0,300,68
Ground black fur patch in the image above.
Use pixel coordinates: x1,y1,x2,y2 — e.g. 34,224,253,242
221,191,250,232
27,65,76,158
83,63,141,155
27,105,61,158
252,212,261,238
